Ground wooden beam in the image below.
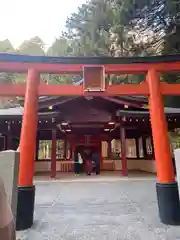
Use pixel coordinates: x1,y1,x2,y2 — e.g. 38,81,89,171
0,83,149,96
102,96,142,107
0,61,180,74
0,84,84,96
38,85,84,96
160,83,180,95
106,83,149,96
1,81,180,96
38,97,78,109
0,84,26,96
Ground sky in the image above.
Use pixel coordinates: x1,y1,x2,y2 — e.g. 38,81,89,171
0,0,85,48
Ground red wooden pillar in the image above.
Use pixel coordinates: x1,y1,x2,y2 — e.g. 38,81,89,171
70,136,76,173
70,144,72,159
64,138,67,159
51,129,56,178
107,139,112,158
135,138,140,159
16,69,40,231
147,69,180,225
142,136,147,158
99,139,103,170
120,127,127,176
70,138,74,159
150,136,155,159
71,140,74,161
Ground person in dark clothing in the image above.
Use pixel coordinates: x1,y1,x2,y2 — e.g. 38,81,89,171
92,151,100,175
74,151,80,175
85,157,92,175
83,148,92,175
77,152,84,173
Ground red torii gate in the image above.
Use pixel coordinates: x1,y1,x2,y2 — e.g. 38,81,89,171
2,53,180,229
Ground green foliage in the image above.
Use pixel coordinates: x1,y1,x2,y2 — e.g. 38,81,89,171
17,36,45,56
0,39,16,83
47,37,73,56
66,0,115,56
48,74,73,85
65,0,160,57
47,37,74,84
0,72,16,83
65,0,180,105
0,39,15,53
64,0,158,86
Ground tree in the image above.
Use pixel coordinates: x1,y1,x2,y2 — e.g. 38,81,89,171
65,0,155,84
121,0,180,106
47,37,76,84
65,0,180,105
47,36,73,56
65,0,159,57
0,39,16,83
130,0,180,106
17,36,45,56
15,36,45,83
0,39,21,107
66,0,116,56
0,39,15,53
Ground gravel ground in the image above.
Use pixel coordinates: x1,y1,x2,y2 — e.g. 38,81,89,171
16,177,180,240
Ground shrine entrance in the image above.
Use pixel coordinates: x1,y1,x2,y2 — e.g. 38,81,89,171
74,135,101,175
1,54,180,229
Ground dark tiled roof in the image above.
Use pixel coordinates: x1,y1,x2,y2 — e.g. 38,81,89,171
0,106,24,115
116,107,180,116
1,53,180,64
0,106,180,117
0,106,59,118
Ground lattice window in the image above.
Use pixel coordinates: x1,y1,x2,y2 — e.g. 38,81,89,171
38,139,65,160
38,140,52,160
66,141,71,159
126,139,136,158
102,141,108,158
146,137,153,155
56,140,65,160
111,139,121,158
138,138,144,158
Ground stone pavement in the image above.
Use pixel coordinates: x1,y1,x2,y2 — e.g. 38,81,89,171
16,177,180,240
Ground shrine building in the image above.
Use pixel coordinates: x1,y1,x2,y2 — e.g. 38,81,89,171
0,94,180,177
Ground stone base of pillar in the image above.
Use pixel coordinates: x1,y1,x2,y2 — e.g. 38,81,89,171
16,185,35,230
156,182,180,225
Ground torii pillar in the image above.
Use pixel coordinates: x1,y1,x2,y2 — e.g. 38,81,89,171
147,69,180,225
16,69,40,230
